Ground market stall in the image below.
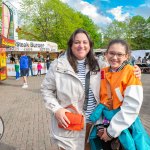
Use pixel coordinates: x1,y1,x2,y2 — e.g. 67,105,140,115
0,34,15,80
6,39,59,76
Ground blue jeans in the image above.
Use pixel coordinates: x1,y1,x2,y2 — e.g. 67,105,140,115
16,72,20,79
46,62,50,70
27,65,33,76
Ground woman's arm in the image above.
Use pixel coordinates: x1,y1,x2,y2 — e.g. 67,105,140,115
41,60,62,113
41,60,70,128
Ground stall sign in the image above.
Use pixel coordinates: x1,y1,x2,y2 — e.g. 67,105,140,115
0,35,15,47
7,40,57,52
0,67,7,80
0,48,6,67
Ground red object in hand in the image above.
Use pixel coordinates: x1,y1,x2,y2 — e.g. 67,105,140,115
58,112,84,131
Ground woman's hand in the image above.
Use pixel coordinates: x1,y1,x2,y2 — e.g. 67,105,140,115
134,65,141,79
54,108,70,128
101,128,112,142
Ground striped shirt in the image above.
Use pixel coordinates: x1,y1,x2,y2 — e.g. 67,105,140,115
77,60,97,123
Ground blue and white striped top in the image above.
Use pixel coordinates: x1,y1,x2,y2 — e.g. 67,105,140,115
77,59,97,123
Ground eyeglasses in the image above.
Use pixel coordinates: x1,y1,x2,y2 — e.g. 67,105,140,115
107,51,126,58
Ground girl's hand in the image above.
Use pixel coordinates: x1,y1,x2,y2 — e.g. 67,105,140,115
134,65,141,79
101,128,112,142
54,108,70,128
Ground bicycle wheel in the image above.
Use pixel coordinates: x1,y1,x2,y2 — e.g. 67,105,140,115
0,116,4,140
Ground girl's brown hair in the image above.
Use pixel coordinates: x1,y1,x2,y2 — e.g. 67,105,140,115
106,39,131,56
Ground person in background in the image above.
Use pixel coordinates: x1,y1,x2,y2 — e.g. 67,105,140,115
37,61,42,76
27,55,33,76
142,56,147,63
14,60,20,80
41,29,142,150
46,52,51,70
20,52,29,88
136,56,142,64
10,54,15,64
128,52,136,66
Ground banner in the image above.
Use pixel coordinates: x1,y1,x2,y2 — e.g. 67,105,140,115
6,40,58,52
0,48,6,67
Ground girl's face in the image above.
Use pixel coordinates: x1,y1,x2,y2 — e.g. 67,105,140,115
106,43,128,70
71,33,90,60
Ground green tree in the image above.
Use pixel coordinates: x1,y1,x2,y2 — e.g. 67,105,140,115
101,20,127,48
77,12,102,48
102,16,150,50
129,16,147,49
19,0,101,49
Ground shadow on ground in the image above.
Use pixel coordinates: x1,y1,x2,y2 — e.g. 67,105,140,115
0,142,16,150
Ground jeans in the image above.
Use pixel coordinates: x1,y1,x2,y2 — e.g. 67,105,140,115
46,62,50,70
16,72,20,79
27,65,33,76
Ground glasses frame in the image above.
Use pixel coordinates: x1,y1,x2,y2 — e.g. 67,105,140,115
107,51,127,58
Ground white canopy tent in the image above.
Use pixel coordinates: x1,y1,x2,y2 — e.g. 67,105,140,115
131,50,150,60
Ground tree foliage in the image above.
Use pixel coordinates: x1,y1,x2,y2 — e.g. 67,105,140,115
18,0,149,50
102,16,150,50
19,0,101,49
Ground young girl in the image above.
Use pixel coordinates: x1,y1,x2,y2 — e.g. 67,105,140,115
90,39,150,150
14,60,20,80
37,61,42,76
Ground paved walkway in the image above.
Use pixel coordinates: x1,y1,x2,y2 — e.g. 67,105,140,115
0,74,150,150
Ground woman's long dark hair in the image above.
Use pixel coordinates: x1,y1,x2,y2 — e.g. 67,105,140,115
67,28,99,73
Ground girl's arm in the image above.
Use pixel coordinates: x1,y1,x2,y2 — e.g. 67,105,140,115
107,73,143,138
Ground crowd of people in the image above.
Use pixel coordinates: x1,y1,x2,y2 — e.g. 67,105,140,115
41,28,150,150
135,55,150,66
11,51,51,88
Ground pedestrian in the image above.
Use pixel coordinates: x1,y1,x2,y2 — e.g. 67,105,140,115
46,51,50,70
136,56,142,64
37,61,42,76
41,29,141,150
14,60,20,80
10,54,15,64
27,55,33,76
90,39,150,150
20,52,29,88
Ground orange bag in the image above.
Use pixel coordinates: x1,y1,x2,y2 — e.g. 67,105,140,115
58,112,84,131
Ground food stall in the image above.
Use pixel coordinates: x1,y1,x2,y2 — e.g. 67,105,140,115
6,39,58,76
0,34,15,80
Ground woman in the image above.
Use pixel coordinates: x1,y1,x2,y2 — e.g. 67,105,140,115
41,29,141,150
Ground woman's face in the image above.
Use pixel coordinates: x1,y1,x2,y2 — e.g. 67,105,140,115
106,43,128,70
71,33,90,60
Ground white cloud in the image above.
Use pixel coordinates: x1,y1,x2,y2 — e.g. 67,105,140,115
107,6,129,21
134,1,150,19
60,0,112,27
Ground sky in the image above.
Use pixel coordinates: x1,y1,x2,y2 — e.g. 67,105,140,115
3,0,150,28
60,0,150,27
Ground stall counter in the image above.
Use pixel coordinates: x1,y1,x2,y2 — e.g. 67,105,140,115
7,62,47,76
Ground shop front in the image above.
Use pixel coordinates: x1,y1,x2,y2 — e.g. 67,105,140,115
0,34,15,80
6,39,59,76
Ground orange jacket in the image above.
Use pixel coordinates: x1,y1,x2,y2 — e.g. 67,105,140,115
100,64,143,137
100,64,142,109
